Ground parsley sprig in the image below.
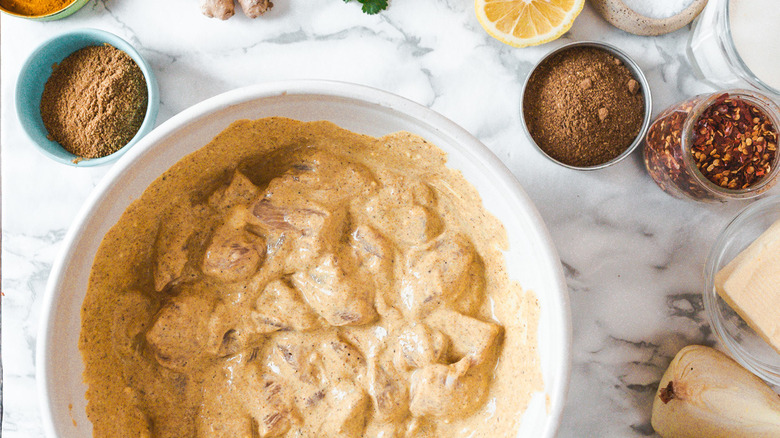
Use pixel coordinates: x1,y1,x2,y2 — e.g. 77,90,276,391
344,0,388,14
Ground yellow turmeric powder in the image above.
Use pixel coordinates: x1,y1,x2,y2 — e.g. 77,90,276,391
0,0,73,16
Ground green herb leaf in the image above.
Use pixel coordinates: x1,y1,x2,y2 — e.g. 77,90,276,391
343,0,388,14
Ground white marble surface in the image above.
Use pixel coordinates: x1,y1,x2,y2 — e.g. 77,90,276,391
2,0,775,437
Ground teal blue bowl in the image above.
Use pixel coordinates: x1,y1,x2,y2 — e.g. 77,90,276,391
15,28,159,166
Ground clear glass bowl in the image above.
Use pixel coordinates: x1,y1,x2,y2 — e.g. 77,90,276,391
687,0,780,97
704,195,780,386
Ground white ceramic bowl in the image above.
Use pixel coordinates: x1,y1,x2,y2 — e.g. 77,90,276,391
37,80,571,438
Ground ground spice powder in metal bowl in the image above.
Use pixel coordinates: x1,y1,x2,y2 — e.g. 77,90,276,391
40,44,148,159
523,46,645,167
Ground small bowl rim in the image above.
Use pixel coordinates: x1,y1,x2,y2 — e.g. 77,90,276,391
704,195,780,385
520,40,653,171
14,28,159,167
592,0,709,36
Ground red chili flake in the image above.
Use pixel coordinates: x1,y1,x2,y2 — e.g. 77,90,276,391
691,94,778,190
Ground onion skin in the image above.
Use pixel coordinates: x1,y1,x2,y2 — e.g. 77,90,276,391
651,345,780,438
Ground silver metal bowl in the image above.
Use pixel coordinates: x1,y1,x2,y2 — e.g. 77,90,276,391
520,41,653,171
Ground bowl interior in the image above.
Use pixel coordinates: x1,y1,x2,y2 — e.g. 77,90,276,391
15,28,159,167
37,82,570,437
704,195,780,385
0,0,87,20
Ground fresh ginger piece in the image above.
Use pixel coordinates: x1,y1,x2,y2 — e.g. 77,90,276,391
201,0,272,19
237,0,273,18
201,0,235,19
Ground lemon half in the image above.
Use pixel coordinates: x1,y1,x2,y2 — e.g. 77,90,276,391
476,0,585,48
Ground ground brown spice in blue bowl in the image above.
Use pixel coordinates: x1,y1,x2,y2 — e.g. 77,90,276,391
40,44,147,159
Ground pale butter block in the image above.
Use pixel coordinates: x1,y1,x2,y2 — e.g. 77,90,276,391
715,219,780,355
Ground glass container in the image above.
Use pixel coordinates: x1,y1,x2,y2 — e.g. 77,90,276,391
643,90,780,202
704,195,780,386
687,0,780,97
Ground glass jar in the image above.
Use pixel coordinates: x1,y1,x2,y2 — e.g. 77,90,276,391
687,0,780,97
704,195,780,386
643,90,780,202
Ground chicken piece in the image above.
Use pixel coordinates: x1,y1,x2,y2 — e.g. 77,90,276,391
393,324,449,370
404,417,436,437
145,293,214,371
347,224,395,312
200,0,234,19
425,309,501,366
198,358,294,438
401,234,484,317
367,361,409,422
364,177,442,246
153,204,211,292
247,199,339,238
207,304,271,357
409,359,491,419
244,374,295,438
247,198,301,234
322,382,370,438
206,280,326,357
209,170,261,211
318,337,367,384
237,0,272,18
253,280,323,332
257,333,373,436
266,333,368,383
350,224,392,273
202,223,266,282
366,201,442,246
256,408,293,438
212,327,245,357
266,334,323,385
247,198,347,269
397,205,443,246
408,309,502,418
263,152,377,208
292,253,378,326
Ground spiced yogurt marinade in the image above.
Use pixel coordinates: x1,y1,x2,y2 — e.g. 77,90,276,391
79,118,543,437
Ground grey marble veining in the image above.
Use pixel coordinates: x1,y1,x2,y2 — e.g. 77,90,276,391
2,1,777,437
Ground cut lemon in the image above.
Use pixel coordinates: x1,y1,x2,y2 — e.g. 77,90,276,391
475,0,585,48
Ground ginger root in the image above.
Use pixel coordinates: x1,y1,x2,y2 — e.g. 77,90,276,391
237,0,272,18
201,0,234,19
200,0,272,20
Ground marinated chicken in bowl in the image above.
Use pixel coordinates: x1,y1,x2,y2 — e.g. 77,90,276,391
80,118,542,437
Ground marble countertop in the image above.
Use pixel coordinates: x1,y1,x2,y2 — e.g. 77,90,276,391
2,0,774,436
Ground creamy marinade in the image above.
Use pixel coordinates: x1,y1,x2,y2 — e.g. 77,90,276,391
80,118,542,437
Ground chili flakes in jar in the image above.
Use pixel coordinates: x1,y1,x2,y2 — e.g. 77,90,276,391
692,94,777,190
644,91,780,202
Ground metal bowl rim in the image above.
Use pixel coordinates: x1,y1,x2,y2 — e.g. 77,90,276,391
520,40,653,171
